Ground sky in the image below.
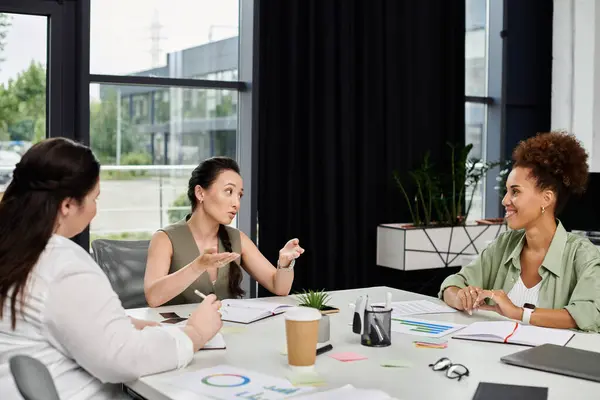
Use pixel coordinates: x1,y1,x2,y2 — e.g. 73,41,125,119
0,0,239,98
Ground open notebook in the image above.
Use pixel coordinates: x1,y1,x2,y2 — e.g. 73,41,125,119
452,321,574,347
220,299,294,324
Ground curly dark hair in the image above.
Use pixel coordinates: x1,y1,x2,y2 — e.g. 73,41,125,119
512,131,589,215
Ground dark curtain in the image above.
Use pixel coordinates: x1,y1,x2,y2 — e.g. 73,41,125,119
503,0,553,160
256,0,465,295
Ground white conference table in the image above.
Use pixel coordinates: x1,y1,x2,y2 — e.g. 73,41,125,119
125,286,600,399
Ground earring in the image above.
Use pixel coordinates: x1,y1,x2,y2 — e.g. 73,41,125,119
541,206,546,215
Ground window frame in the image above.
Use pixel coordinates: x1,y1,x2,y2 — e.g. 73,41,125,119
465,0,504,220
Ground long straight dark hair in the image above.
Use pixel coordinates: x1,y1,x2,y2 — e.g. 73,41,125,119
0,138,100,329
187,156,245,298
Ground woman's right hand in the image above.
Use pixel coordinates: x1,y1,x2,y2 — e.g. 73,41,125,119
184,294,223,350
192,247,240,273
455,286,484,315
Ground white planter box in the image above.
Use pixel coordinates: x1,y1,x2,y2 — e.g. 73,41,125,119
376,223,508,271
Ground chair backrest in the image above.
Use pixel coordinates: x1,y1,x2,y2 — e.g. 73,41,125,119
9,355,60,400
91,239,150,309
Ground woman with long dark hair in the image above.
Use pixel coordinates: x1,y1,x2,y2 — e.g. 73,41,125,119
0,138,223,399
144,156,304,307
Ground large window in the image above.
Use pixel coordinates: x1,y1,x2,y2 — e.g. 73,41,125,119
0,13,47,197
89,84,238,240
89,0,244,242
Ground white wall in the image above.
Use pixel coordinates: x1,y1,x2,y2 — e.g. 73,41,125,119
552,0,600,171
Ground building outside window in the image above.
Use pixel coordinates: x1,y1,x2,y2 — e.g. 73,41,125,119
89,0,241,241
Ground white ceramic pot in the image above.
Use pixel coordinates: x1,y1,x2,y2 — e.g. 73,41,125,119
318,313,330,343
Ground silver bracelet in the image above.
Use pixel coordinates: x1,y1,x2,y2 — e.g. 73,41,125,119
277,258,295,270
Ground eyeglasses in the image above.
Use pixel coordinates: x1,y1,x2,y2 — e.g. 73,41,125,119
429,357,469,381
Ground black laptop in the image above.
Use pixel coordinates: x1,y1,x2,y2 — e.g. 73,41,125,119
501,344,600,383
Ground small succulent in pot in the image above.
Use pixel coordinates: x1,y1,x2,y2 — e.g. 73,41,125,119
296,289,332,311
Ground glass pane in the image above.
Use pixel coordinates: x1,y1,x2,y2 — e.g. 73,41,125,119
0,13,47,198
466,102,486,221
466,103,485,160
89,83,238,241
90,0,239,80
465,0,487,96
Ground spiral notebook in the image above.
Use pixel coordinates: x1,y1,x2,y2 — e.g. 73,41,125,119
220,299,294,324
452,321,574,347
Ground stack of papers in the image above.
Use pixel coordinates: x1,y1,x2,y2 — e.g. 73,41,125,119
221,299,294,324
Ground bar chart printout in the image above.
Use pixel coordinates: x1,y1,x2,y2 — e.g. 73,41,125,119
391,317,465,338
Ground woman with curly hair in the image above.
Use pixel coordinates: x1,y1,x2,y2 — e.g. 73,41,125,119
440,131,600,331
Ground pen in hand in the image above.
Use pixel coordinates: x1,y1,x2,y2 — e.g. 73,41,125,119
194,289,207,300
194,290,227,315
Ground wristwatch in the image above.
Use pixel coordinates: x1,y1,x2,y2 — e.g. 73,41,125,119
277,258,295,270
522,303,536,324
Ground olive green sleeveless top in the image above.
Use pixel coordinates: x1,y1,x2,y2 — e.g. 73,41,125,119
159,215,242,304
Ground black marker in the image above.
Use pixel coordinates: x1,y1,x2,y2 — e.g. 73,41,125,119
316,344,333,356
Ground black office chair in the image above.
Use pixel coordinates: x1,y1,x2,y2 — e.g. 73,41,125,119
9,355,60,400
91,239,150,309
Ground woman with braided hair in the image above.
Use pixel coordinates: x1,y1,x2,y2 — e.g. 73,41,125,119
440,132,600,331
144,156,304,306
0,138,225,399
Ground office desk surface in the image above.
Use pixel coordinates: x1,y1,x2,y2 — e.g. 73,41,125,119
125,287,600,400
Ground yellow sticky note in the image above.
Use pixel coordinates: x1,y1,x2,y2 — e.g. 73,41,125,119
285,371,326,387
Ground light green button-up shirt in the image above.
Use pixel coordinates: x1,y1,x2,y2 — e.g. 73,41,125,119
439,221,600,332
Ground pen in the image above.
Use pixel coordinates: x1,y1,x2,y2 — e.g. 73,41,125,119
316,344,333,356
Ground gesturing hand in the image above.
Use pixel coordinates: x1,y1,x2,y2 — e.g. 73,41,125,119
193,247,240,273
278,238,305,267
475,289,522,320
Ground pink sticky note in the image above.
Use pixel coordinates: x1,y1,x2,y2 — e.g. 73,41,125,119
328,352,368,362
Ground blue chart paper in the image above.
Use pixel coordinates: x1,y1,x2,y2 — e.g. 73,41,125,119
391,317,465,338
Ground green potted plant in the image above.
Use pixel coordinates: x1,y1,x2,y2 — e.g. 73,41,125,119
377,142,507,271
296,289,336,343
